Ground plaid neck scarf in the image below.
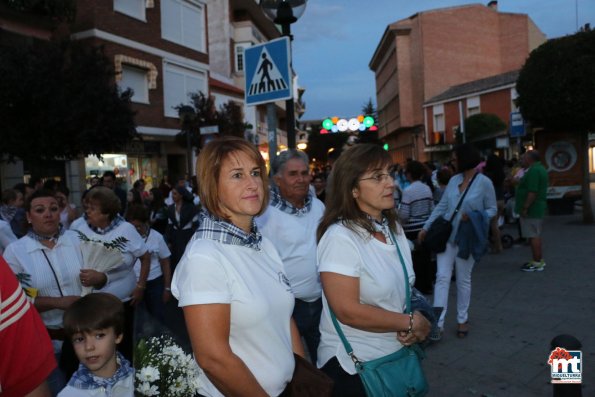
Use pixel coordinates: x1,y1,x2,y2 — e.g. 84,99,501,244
26,224,65,243
87,214,125,235
68,352,133,390
366,214,394,245
195,210,262,251
269,188,312,217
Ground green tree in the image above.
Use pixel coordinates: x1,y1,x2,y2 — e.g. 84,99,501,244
462,113,507,143
516,28,595,223
0,39,137,163
175,92,250,150
361,97,377,120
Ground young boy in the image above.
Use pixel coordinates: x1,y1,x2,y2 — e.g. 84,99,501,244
58,293,134,397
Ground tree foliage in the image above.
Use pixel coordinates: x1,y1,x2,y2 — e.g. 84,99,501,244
464,113,507,141
0,39,137,162
174,92,250,150
0,0,76,21
516,28,595,223
516,29,595,132
361,97,377,120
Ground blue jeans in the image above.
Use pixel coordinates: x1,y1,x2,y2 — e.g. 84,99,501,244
293,298,322,363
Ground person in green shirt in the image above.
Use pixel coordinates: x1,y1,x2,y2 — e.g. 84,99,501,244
515,151,548,271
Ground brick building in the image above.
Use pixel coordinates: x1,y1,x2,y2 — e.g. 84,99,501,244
423,70,524,162
369,1,545,165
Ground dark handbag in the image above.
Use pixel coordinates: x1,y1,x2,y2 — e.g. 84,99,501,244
423,173,477,253
283,353,334,397
329,233,428,397
422,217,452,253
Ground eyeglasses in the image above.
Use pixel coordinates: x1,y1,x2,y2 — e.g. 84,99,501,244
359,173,394,183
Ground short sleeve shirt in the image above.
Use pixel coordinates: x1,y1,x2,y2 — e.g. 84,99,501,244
515,161,548,218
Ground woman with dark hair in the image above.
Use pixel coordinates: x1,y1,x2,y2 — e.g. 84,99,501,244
172,136,304,397
316,144,430,397
3,189,95,395
71,186,150,361
126,188,143,207
399,160,435,294
147,187,168,234
419,143,497,341
165,186,198,268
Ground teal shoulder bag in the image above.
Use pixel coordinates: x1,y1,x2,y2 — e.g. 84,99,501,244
329,230,429,397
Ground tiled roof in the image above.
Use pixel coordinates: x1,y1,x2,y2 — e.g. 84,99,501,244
425,70,519,104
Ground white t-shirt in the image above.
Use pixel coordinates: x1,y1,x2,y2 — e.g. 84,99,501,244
69,216,86,231
172,237,295,397
316,222,415,374
73,221,147,301
3,231,84,352
255,198,324,302
133,229,171,281
59,203,77,230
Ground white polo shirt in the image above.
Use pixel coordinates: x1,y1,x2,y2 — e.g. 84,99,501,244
172,236,295,397
256,198,324,302
316,222,415,374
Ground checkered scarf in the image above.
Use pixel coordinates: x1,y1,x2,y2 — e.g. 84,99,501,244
367,214,394,245
269,187,312,217
195,210,262,251
26,224,65,243
68,352,133,390
87,214,125,235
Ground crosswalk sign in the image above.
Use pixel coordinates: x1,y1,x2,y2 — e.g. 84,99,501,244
244,37,292,106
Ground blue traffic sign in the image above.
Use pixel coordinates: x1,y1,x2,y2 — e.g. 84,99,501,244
244,37,292,106
510,111,526,138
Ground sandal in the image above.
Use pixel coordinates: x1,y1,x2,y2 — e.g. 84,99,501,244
456,322,469,338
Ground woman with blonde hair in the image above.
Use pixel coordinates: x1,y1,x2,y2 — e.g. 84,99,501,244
172,136,304,397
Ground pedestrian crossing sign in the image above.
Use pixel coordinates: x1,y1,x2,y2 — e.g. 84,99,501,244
244,37,292,106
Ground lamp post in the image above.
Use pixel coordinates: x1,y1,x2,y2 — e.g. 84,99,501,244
260,0,307,150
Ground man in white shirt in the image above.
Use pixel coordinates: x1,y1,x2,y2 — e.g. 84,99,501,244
256,150,325,363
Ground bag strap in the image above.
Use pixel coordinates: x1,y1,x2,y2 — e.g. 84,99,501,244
448,172,478,223
329,227,412,365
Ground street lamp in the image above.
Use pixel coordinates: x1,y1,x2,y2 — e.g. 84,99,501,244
260,0,307,150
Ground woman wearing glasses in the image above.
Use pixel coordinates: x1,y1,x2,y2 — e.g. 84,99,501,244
316,144,431,397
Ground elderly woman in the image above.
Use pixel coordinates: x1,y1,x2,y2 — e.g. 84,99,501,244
172,136,304,397
70,186,150,360
419,143,497,341
2,189,101,395
316,144,431,397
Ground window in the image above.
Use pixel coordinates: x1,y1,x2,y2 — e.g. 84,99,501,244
235,42,251,73
120,65,149,103
161,0,205,52
114,0,146,21
433,104,445,132
163,62,206,117
467,96,480,116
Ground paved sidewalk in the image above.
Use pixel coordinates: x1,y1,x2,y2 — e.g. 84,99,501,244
422,209,595,396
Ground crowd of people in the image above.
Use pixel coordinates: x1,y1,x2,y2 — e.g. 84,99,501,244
0,138,548,397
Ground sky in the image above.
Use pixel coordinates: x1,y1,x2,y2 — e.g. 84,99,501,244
290,0,595,121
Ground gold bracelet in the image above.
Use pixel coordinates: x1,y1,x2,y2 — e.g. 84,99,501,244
136,283,146,289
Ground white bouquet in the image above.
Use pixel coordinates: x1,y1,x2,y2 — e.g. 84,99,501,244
135,335,201,397
76,231,127,296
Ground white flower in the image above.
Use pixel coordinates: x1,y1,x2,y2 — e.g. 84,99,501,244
137,366,160,382
137,381,159,396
